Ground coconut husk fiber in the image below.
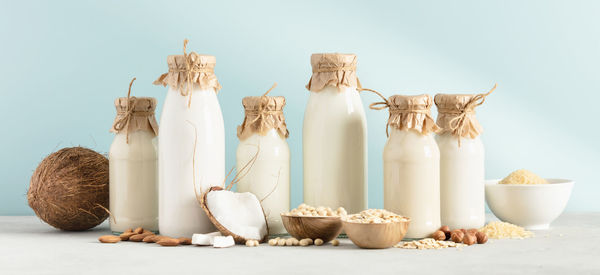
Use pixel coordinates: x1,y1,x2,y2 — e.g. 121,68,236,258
27,147,109,231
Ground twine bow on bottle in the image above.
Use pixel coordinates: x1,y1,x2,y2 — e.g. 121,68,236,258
112,78,138,143
447,83,497,146
169,39,215,108
246,83,279,134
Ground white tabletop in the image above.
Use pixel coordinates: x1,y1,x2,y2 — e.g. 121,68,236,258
1,213,598,275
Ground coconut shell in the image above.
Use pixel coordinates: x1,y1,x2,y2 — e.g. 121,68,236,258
27,147,109,231
200,186,269,244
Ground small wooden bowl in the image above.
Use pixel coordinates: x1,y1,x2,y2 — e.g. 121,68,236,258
281,214,343,242
343,219,410,249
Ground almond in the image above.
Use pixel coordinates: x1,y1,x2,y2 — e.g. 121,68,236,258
157,237,180,246
119,232,136,241
129,232,153,242
143,235,159,243
177,237,192,245
133,227,144,234
99,235,121,243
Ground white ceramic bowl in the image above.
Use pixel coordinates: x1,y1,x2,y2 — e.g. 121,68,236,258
485,179,574,230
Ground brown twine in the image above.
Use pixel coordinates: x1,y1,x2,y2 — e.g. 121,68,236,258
112,77,138,143
446,83,497,146
189,117,260,206
260,168,281,203
187,120,204,206
244,83,281,135
226,145,259,191
313,65,356,73
183,39,194,108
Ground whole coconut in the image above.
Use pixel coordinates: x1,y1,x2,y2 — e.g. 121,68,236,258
27,147,109,231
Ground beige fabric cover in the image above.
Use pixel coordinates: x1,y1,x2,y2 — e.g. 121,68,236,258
153,54,222,94
110,97,159,138
237,96,289,140
386,94,439,135
434,94,483,139
306,53,360,92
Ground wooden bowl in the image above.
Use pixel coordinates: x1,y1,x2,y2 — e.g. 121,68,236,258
343,219,410,249
280,214,343,242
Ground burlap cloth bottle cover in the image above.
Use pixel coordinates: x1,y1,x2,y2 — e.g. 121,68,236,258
306,53,361,92
237,84,289,141
366,89,439,136
110,78,159,143
153,40,222,107
434,84,496,145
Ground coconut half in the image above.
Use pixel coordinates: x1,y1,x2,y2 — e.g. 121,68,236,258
201,186,269,243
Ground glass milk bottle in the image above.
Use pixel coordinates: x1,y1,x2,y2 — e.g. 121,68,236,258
435,85,495,229
236,90,290,235
109,79,159,233
374,94,440,239
153,41,224,237
303,53,367,214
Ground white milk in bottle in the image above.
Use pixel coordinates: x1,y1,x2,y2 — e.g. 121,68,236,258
373,94,441,239
303,53,367,214
236,87,290,235
435,85,495,229
153,41,224,237
109,78,159,233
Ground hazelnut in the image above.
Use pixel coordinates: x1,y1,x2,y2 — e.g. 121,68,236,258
460,228,467,234
439,225,451,234
439,225,451,240
450,230,464,243
476,232,488,244
431,230,446,241
463,233,477,245
467,228,478,235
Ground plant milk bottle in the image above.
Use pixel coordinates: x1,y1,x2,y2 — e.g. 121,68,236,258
374,94,440,239
109,79,159,233
435,85,495,229
303,53,367,214
153,40,224,237
236,88,290,235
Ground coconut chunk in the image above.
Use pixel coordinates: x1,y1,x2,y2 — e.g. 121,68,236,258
213,236,235,248
192,232,222,246
202,187,268,243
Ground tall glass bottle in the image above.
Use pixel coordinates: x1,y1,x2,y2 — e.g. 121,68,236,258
303,53,367,214
109,79,159,233
236,93,290,235
375,94,440,239
153,41,224,237
435,86,494,229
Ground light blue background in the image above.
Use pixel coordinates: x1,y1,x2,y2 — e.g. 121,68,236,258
1,0,598,215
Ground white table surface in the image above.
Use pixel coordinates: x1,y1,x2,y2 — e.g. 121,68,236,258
1,213,599,275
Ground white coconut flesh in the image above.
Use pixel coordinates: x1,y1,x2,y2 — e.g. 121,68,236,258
192,232,222,246
205,189,268,241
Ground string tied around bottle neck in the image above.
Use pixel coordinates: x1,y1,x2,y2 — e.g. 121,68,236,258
446,83,497,146
112,77,138,143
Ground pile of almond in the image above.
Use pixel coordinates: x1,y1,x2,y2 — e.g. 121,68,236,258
431,225,488,246
98,227,192,247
